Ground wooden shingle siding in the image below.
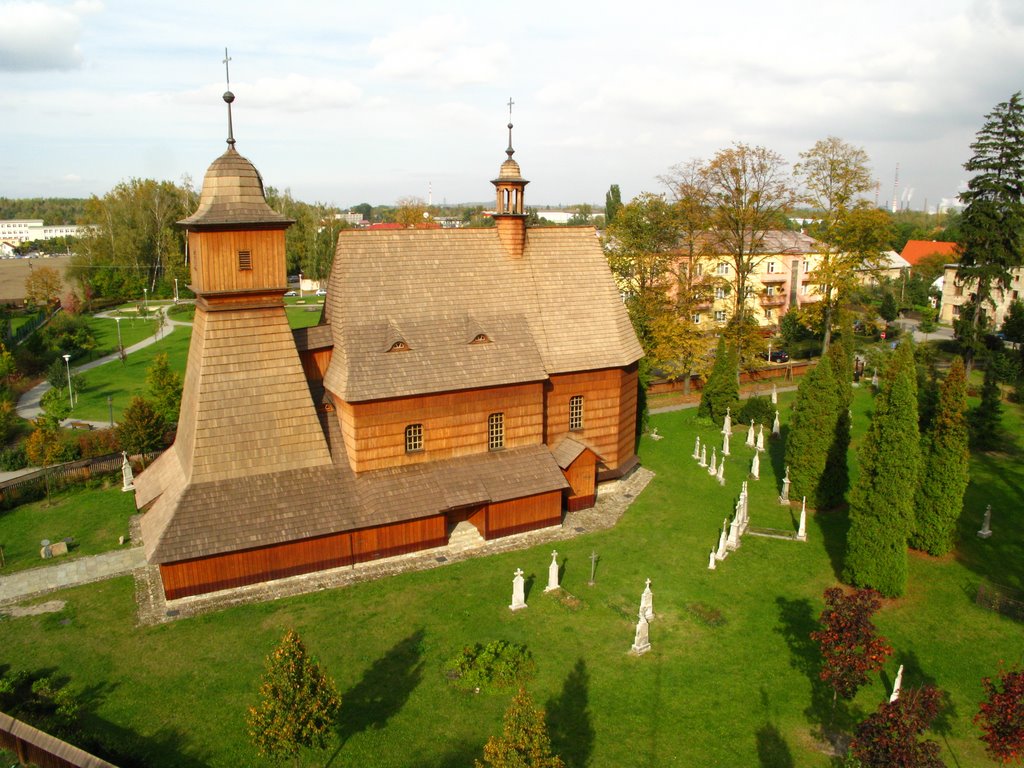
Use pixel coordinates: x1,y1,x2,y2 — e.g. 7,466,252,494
335,382,545,473
486,491,563,539
189,229,286,294
545,367,638,473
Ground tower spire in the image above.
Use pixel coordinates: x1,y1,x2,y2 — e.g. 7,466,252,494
222,47,236,148
506,96,515,160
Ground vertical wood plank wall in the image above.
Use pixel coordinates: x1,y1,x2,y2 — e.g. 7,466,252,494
160,514,446,600
487,491,563,539
334,382,545,473
189,229,286,294
562,450,597,511
300,348,332,382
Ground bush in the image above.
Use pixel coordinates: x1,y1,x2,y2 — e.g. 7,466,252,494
0,444,27,471
445,641,536,693
989,350,1022,384
738,395,775,426
76,429,120,459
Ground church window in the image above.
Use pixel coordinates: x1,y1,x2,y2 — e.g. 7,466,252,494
405,423,423,453
569,395,584,431
238,250,252,270
488,413,504,450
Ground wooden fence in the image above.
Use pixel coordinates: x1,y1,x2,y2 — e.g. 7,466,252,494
0,710,118,768
0,452,156,508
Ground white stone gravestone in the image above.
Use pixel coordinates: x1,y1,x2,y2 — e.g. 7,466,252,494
771,382,778,405
722,406,732,435
544,551,560,592
889,664,904,703
708,447,717,476
716,457,726,486
708,549,717,570
509,568,527,611
797,497,807,541
716,521,729,561
640,578,654,621
978,504,993,538
746,420,756,447
121,451,135,492
772,410,781,438
699,445,707,468
779,465,791,504
693,435,701,460
756,424,765,453
750,451,760,480
722,431,730,457
631,612,651,655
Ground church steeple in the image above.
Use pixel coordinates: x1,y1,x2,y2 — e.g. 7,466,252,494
491,98,529,258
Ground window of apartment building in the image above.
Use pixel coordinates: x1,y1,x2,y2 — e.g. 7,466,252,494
803,260,810,273
569,395,584,431
692,313,701,324
695,263,703,277
238,250,252,271
952,305,961,317
715,286,727,300
765,308,773,319
488,413,504,450
716,262,729,275
767,261,775,273
714,310,727,322
766,286,775,297
405,423,424,453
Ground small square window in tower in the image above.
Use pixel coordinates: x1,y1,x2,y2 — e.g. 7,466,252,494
569,395,584,431
405,423,423,453
488,413,504,450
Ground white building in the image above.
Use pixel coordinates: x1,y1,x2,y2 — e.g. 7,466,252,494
939,264,1024,327
0,219,86,246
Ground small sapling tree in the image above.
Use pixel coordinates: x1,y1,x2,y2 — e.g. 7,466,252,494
476,687,565,768
811,587,892,712
976,666,1024,764
247,629,341,766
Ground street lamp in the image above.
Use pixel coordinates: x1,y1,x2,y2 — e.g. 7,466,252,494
298,271,303,298
114,316,123,358
143,287,148,309
62,354,73,411
174,278,179,304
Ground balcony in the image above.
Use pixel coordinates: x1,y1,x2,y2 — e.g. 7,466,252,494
760,295,786,307
759,272,788,283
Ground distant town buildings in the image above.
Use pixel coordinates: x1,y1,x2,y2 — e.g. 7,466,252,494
939,264,1024,328
0,219,85,246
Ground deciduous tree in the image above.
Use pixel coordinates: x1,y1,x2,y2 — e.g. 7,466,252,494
116,397,166,465
811,587,892,705
23,265,64,307
785,355,839,508
247,629,341,766
850,685,947,768
146,352,183,423
975,666,1024,765
844,340,920,596
476,687,565,768
912,357,969,555
604,184,622,225
957,92,1024,370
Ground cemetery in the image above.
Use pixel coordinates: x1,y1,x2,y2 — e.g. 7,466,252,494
0,376,1020,766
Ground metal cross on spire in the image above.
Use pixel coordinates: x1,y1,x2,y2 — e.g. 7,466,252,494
222,47,236,147
506,96,515,159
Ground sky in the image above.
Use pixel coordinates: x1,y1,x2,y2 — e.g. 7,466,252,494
2,0,1023,214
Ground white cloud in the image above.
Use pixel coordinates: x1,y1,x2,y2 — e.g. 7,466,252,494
0,0,98,71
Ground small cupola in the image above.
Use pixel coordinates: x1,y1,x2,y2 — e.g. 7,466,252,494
491,98,529,258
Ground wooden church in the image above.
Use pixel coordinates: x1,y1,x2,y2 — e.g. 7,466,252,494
134,94,643,600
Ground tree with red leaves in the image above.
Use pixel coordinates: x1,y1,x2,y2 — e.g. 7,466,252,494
850,685,946,767
811,587,892,705
976,666,1024,764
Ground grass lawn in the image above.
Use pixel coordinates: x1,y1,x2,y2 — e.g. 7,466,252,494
81,314,158,362
0,386,1021,766
0,484,136,574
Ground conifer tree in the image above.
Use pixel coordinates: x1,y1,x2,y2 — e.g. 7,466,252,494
820,338,853,508
785,355,839,508
698,336,738,426
844,340,920,597
912,357,969,555
476,687,565,768
247,629,341,766
969,363,1003,450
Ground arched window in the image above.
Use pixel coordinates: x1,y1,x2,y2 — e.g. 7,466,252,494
569,395,584,431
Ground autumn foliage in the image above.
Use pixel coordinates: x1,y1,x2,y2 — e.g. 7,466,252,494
476,687,565,768
976,666,1024,764
850,685,946,767
811,587,892,702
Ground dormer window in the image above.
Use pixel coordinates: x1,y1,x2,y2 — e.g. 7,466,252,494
470,333,491,345
388,340,409,352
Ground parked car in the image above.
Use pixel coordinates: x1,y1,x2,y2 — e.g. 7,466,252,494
315,288,327,296
284,290,297,297
760,349,789,363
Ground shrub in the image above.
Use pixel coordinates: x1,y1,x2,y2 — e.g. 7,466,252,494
445,641,536,693
738,395,775,427
0,444,28,471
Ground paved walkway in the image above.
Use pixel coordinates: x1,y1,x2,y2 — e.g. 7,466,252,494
15,304,192,427
0,546,148,606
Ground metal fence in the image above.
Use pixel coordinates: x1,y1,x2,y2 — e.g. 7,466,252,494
976,581,1024,623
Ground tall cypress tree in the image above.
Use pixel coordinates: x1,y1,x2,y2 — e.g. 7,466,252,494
969,363,1003,450
819,339,852,509
958,92,1024,370
785,355,838,507
912,357,969,555
698,335,739,426
844,340,920,597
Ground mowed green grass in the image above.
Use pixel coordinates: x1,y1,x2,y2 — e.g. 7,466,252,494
0,388,1020,767
0,484,137,573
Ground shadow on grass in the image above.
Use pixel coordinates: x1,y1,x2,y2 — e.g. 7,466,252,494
410,741,483,767
756,721,794,768
546,658,594,768
327,628,425,764
768,425,788,494
0,664,209,768
887,649,957,738
816,506,851,583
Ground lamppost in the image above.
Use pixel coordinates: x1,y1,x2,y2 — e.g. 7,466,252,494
174,278,179,304
114,316,123,358
62,354,73,411
298,271,303,298
143,287,148,309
